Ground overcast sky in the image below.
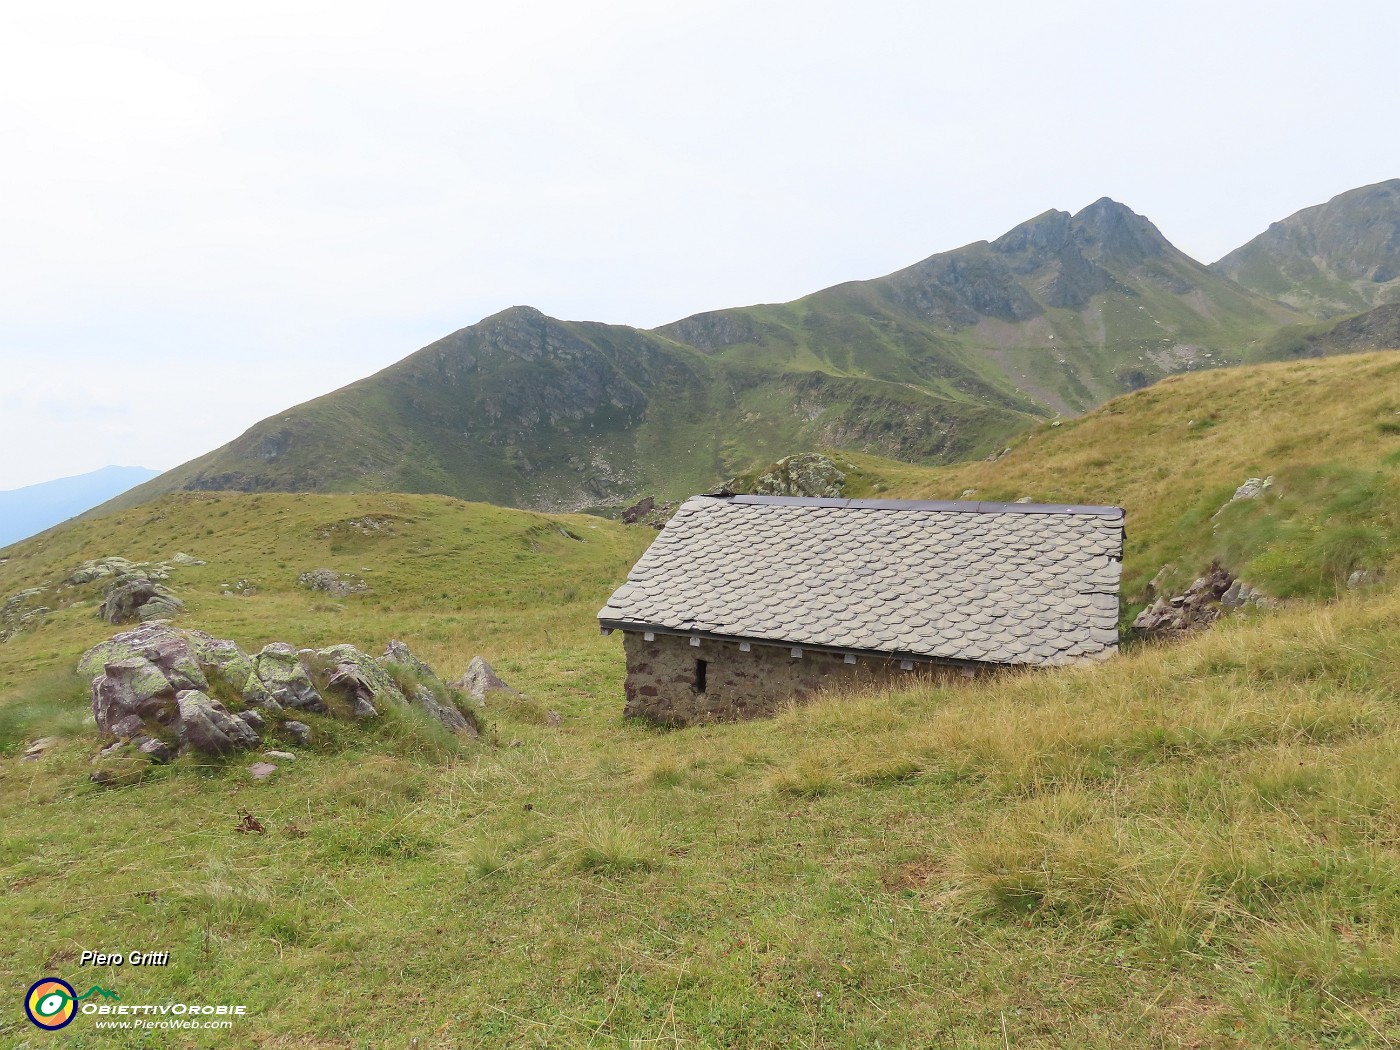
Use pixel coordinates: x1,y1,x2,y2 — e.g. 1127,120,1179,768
2,0,1398,490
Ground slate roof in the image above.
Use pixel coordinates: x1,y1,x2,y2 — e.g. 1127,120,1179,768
598,495,1125,666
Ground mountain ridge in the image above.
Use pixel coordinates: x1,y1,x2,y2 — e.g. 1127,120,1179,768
100,187,1400,517
1214,178,1400,317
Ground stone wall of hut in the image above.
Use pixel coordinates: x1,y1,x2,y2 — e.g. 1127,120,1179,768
620,632,971,725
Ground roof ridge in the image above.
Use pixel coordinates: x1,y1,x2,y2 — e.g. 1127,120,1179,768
706,494,1123,517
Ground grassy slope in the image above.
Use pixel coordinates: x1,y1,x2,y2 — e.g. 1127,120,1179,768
833,350,1400,614
98,314,1038,520
7,354,1400,1045
1,491,1398,1046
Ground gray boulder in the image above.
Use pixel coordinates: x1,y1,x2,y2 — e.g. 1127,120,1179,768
100,577,184,625
383,639,436,679
733,453,846,499
411,683,476,737
175,691,261,755
67,557,137,585
283,721,312,746
254,644,327,713
317,643,403,718
329,641,476,734
298,568,366,597
80,623,209,691
1213,475,1274,519
236,709,266,732
384,641,476,733
456,656,522,702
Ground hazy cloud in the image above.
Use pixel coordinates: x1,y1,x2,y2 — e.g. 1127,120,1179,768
2,0,1398,487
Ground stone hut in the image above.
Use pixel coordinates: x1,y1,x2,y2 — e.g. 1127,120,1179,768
598,494,1124,725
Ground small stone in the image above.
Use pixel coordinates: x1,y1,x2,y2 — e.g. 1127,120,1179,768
1347,569,1380,589
138,738,173,763
236,709,266,732
248,762,278,780
455,656,522,702
283,721,312,746
22,737,59,761
263,750,297,761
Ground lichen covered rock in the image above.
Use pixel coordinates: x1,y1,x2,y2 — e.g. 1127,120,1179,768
737,452,847,499
176,691,261,755
79,622,477,785
100,577,185,625
255,643,327,713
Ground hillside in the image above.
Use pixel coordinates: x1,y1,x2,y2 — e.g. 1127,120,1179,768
102,198,1300,517
103,307,1039,517
1215,178,1400,317
3,420,1400,1044
813,350,1400,614
1261,302,1400,361
0,465,159,549
660,198,1298,414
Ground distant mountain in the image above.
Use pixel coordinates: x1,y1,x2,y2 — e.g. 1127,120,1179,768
1261,302,1400,360
0,466,161,549
659,198,1299,414
101,198,1305,515
1214,179,1400,317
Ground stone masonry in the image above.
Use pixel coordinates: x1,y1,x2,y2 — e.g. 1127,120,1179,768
621,632,969,725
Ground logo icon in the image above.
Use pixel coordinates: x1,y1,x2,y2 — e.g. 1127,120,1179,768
25,978,78,1030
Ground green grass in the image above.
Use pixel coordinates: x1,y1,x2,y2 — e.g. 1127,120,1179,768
833,350,1400,617
4,544,1400,1045
5,356,1400,1044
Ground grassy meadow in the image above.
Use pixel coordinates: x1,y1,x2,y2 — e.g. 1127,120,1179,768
838,350,1400,611
2,352,1400,1046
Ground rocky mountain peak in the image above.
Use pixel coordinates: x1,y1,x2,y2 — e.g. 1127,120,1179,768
989,209,1074,258
1070,198,1170,263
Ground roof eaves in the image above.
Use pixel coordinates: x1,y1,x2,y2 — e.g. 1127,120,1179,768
597,618,1013,668
725,494,1123,517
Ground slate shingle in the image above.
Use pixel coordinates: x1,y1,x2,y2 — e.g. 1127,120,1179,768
598,495,1125,665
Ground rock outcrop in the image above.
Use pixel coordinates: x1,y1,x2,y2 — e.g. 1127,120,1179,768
727,453,847,499
100,577,185,624
80,623,481,784
1,587,50,642
382,641,478,735
619,496,679,529
298,569,367,597
1133,563,1276,636
254,643,326,713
